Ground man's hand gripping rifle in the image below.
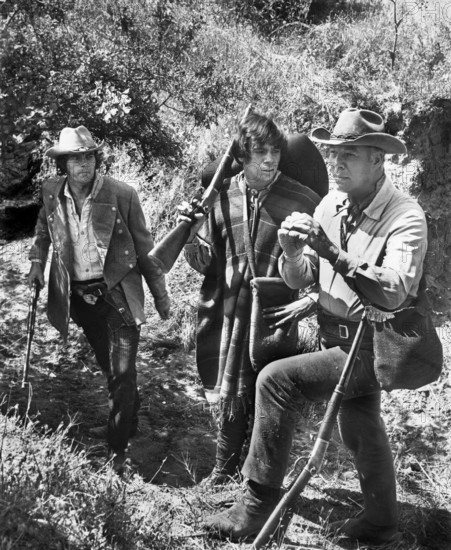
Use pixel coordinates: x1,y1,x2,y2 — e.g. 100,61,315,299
149,104,252,274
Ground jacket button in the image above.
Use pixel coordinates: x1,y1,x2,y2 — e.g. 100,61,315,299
116,219,121,224
124,250,129,255
49,194,54,199
112,207,116,211
118,229,123,234
129,264,133,269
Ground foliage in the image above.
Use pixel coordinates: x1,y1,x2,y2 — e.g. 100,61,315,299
3,0,451,169
0,413,197,549
2,2,451,548
221,0,312,36
1,0,227,163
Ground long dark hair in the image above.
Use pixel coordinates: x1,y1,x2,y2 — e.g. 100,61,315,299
235,111,287,161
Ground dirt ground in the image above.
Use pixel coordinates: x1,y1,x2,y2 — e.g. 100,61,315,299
0,238,220,487
1,237,451,550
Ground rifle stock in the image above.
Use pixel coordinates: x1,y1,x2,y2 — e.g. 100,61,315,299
252,314,368,549
150,103,252,274
22,282,40,388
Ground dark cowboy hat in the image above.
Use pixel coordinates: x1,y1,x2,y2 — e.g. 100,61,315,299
46,126,104,158
311,108,406,154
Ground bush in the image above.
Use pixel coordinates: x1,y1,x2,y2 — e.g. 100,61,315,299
221,0,312,36
0,412,197,549
0,0,217,163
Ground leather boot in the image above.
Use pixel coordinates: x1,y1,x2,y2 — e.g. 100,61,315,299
88,423,139,440
204,481,280,541
326,447,400,545
107,449,127,477
199,464,239,487
200,410,249,486
334,396,400,545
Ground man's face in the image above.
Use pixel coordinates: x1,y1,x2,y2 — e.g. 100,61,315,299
326,145,380,198
66,152,96,186
243,141,281,190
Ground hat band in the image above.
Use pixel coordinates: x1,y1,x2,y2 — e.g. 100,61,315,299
330,132,367,140
72,146,96,152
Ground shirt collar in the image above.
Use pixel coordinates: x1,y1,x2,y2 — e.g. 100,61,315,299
334,174,395,221
237,170,281,197
361,174,395,221
64,172,104,201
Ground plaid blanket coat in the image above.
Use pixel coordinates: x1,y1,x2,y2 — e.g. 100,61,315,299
186,172,320,417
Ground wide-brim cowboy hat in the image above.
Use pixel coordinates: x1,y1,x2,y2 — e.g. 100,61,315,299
311,108,406,155
46,126,104,158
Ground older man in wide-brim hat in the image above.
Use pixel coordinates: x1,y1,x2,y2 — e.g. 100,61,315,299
203,108,428,545
28,125,171,474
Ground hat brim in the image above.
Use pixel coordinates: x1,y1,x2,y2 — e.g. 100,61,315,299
311,127,406,155
45,142,104,159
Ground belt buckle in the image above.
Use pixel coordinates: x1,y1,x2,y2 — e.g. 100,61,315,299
83,294,99,305
338,324,349,339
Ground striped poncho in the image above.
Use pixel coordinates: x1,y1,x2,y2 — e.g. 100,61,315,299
185,172,320,418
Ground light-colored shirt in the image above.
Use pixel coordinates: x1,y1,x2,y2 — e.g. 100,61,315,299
280,175,428,321
64,173,106,281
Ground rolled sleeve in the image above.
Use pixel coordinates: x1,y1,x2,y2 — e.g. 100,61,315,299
342,208,427,309
279,247,319,289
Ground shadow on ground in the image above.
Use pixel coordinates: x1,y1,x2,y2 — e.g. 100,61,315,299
0,279,218,488
284,486,451,550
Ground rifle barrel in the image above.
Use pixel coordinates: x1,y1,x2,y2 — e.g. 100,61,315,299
22,282,40,387
149,104,252,274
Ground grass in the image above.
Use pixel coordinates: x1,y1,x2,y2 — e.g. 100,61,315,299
1,1,451,549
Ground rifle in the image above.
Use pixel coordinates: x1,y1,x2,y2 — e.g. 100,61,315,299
22,281,40,388
252,311,368,549
149,103,253,274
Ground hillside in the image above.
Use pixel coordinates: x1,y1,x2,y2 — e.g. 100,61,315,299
1,1,451,549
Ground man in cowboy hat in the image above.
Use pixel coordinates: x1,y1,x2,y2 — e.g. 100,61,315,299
203,108,428,545
179,110,322,486
27,126,171,474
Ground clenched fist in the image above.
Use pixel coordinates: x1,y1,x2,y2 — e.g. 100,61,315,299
279,212,339,263
278,212,311,257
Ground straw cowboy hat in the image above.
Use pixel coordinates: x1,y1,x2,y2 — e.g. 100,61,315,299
311,108,406,154
46,126,104,158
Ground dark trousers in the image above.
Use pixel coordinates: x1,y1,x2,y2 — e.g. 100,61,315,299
71,292,140,452
241,333,398,528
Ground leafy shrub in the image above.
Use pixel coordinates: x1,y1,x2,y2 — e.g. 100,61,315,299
221,0,312,35
0,0,218,163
